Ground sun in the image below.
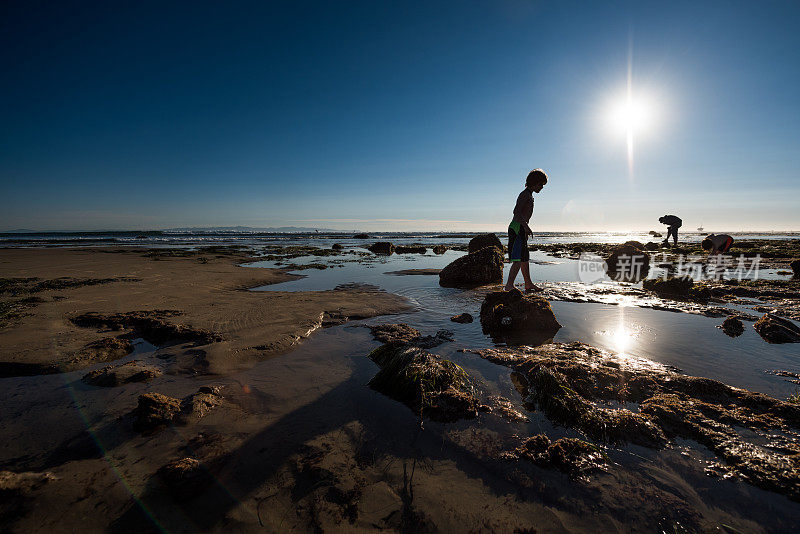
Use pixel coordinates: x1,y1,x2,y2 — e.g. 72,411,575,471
609,96,651,135
604,90,657,179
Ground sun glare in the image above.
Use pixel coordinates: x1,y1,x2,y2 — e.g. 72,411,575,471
604,89,658,180
609,96,651,135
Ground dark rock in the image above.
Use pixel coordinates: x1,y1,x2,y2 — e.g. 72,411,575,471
394,245,427,254
367,323,453,349
157,457,211,501
468,233,503,254
450,313,473,324
0,470,56,494
720,316,745,337
368,242,395,255
353,233,369,239
432,245,448,255
82,360,162,387
605,244,650,282
134,387,224,432
439,246,504,288
479,289,561,344
367,344,480,421
368,324,422,345
480,341,800,501
649,231,663,237
515,435,608,475
331,243,343,250
79,336,134,361
134,392,181,431
644,241,659,251
0,470,57,523
643,276,710,302
791,259,800,278
753,313,800,343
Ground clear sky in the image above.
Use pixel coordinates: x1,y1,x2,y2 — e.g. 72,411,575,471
2,0,799,232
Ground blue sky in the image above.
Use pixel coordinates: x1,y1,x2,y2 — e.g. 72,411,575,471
2,0,798,231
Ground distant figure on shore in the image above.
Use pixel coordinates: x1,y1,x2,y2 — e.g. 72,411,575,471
658,215,682,246
505,169,548,292
701,233,734,255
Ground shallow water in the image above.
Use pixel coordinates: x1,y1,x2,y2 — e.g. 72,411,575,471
248,250,800,399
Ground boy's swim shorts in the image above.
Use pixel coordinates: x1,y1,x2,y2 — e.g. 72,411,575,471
508,221,529,262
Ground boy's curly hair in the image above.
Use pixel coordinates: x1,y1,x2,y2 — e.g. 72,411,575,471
526,169,548,187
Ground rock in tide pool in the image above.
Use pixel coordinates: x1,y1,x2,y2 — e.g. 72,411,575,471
468,233,503,254
720,316,745,337
368,242,394,254
605,243,650,282
792,258,800,278
353,233,369,239
753,313,800,343
82,360,161,387
643,276,710,303
368,323,453,348
479,289,561,345
432,245,447,254
450,313,473,324
439,246,504,288
367,344,484,422
394,245,426,254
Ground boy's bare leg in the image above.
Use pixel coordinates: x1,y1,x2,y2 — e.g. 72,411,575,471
505,262,521,290
521,262,542,292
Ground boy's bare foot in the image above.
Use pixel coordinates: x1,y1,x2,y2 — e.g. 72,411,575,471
524,284,543,293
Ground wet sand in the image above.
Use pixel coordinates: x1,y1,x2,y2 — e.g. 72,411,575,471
2,244,800,532
0,247,410,374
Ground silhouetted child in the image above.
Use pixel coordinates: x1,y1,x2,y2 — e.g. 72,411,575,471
659,215,682,246
701,233,734,255
505,169,548,292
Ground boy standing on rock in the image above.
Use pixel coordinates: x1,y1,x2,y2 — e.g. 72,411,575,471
505,169,548,292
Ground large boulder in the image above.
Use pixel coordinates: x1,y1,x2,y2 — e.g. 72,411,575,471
753,314,800,343
368,242,394,254
480,289,561,345
439,246,504,288
468,233,503,254
432,245,448,255
605,243,650,282
791,259,800,278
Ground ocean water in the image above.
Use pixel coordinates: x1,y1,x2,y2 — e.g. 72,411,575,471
2,229,799,248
